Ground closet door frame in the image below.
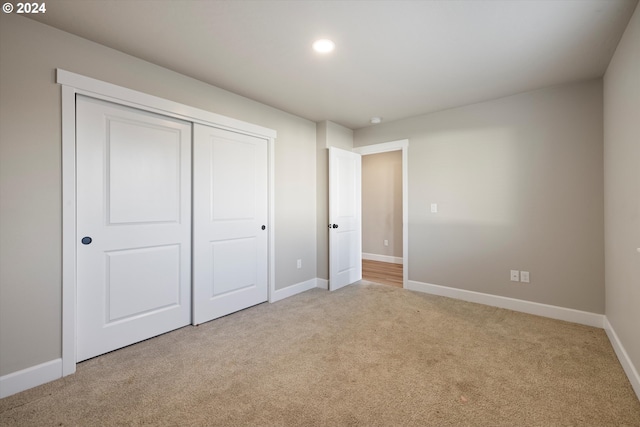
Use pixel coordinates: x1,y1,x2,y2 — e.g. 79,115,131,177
59,69,276,377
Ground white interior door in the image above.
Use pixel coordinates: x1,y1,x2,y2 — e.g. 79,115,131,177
76,96,192,361
329,146,362,291
192,124,268,324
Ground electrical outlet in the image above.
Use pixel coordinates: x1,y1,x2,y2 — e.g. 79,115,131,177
384,239,389,246
520,271,530,283
296,259,302,269
430,203,438,213
510,270,520,282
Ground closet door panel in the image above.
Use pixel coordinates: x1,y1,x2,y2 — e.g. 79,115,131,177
193,124,268,324
76,96,192,361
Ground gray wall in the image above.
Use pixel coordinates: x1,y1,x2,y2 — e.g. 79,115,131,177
604,4,640,382
3,5,635,389
0,14,317,376
362,151,403,259
355,80,605,314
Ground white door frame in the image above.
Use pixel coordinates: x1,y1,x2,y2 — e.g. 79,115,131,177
59,69,276,376
353,140,409,288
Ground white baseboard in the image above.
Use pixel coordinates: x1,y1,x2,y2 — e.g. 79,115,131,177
406,280,639,401
1,278,322,399
316,278,329,290
362,253,403,264
604,317,640,401
270,278,318,303
0,358,62,399
6,284,634,403
407,280,604,328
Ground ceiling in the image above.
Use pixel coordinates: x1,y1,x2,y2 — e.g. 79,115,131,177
28,0,637,129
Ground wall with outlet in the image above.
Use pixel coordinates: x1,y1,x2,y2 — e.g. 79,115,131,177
362,151,403,262
0,14,319,378
354,79,604,313
510,270,530,283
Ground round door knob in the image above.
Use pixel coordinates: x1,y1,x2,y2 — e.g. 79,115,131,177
81,236,92,245
332,224,339,229
261,225,266,230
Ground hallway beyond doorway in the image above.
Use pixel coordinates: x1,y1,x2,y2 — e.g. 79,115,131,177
362,259,403,287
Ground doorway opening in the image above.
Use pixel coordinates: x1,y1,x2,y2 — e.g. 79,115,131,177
362,259,403,287
354,140,408,288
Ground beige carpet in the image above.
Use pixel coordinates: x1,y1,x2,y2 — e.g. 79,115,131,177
1,282,639,426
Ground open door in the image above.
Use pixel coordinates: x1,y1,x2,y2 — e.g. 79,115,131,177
329,146,362,291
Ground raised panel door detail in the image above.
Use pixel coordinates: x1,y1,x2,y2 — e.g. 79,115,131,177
337,156,357,220
211,138,256,221
193,124,268,325
76,95,191,362
107,118,182,225
106,244,181,322
337,231,359,274
329,147,362,291
210,238,257,297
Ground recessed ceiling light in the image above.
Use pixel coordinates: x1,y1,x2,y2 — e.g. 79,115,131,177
370,117,382,124
313,39,335,53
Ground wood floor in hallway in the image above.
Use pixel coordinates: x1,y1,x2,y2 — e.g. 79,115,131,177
362,259,403,287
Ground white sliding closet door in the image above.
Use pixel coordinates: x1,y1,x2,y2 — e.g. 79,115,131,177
193,124,268,325
76,96,192,361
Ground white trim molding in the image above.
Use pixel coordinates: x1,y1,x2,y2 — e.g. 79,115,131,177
270,279,318,303
56,70,276,139
61,84,77,377
406,280,640,399
354,139,409,288
58,69,277,386
407,280,605,328
354,139,407,155
0,359,62,399
604,318,640,400
362,253,403,265
316,278,329,290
